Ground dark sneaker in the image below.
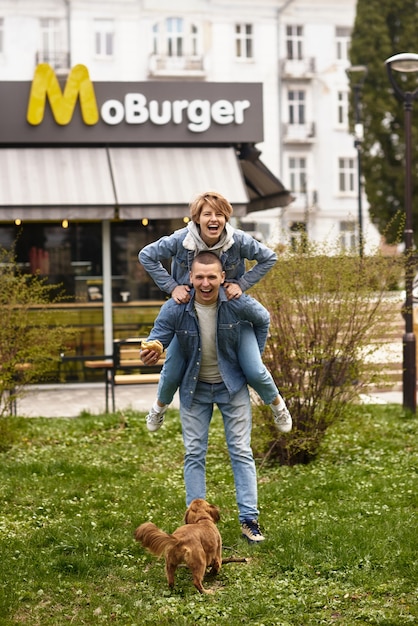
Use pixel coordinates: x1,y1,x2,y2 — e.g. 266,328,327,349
241,519,265,543
146,404,168,432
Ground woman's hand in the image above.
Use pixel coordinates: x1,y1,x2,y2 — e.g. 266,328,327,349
224,282,243,300
171,284,191,304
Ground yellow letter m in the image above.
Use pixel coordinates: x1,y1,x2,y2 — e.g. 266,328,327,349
27,64,99,126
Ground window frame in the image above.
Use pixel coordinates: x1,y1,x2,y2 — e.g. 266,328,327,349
166,17,184,57
152,17,202,58
286,24,303,61
94,18,114,59
339,220,356,251
288,89,306,125
338,157,356,194
288,155,307,193
336,26,352,62
337,90,349,127
0,17,4,56
40,17,61,58
235,23,253,60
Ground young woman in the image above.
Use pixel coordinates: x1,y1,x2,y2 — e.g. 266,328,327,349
138,190,292,433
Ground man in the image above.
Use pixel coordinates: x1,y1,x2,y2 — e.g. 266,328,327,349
141,250,273,543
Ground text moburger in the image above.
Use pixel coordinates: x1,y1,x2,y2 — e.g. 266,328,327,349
27,64,252,133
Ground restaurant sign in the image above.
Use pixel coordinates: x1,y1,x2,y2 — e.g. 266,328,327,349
0,64,263,145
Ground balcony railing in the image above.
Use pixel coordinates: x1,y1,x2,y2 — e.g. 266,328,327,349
148,54,206,78
35,51,70,72
280,57,316,79
282,122,316,143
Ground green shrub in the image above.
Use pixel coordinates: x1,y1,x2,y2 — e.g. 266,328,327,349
0,247,75,417
251,243,403,466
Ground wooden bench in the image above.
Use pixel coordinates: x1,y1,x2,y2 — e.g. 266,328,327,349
84,337,165,413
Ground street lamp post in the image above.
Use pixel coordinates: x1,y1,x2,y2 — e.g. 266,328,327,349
347,65,367,258
385,52,418,413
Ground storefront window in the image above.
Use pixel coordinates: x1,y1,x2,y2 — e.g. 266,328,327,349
0,219,183,303
111,220,182,301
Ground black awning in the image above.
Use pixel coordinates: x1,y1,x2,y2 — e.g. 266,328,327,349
238,143,294,212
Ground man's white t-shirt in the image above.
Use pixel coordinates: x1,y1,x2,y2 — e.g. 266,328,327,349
194,301,223,383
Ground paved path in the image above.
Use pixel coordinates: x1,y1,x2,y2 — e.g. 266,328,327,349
15,383,180,418
14,383,402,418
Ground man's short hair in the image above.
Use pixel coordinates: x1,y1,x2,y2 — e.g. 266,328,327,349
191,251,223,270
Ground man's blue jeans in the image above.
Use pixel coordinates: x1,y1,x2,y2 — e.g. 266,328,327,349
158,324,278,406
180,381,259,523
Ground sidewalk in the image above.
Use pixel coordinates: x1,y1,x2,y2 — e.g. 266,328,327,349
14,383,402,418
15,383,180,418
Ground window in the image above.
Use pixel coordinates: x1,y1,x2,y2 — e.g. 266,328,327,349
167,17,183,56
39,18,60,63
235,23,253,59
338,157,356,193
337,91,349,126
288,90,305,125
339,221,356,250
286,25,303,60
94,19,114,58
336,26,351,61
6,219,183,303
0,18,4,55
152,17,201,58
152,23,158,55
191,24,199,56
38,18,68,68
289,156,307,192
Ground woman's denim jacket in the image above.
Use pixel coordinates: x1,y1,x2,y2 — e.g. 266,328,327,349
138,227,277,295
146,288,270,409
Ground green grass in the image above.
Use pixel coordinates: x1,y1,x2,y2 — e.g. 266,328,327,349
0,404,417,625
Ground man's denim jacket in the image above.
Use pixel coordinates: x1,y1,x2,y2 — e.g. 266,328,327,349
138,227,277,295
147,288,270,409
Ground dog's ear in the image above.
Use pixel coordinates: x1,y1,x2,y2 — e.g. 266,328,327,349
208,503,220,523
184,500,198,524
184,499,220,524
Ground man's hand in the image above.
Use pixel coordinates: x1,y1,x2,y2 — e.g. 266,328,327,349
224,282,243,300
140,348,161,365
171,284,191,304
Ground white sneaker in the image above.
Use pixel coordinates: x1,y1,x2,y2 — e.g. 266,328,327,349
271,401,292,433
146,403,168,432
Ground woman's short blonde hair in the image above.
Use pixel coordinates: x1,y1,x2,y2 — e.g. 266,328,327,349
189,191,233,223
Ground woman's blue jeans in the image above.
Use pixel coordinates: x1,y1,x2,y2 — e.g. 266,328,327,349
180,381,259,522
157,323,279,406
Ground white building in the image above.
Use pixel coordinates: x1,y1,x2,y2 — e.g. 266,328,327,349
272,0,380,254
0,0,380,253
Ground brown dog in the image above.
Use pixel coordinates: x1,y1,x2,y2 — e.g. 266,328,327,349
134,498,222,594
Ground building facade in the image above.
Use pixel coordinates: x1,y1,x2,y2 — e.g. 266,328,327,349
0,0,380,353
273,0,380,254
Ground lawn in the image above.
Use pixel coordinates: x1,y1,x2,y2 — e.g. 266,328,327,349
0,403,417,625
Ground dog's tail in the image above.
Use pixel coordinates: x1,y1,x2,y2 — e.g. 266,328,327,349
134,522,179,557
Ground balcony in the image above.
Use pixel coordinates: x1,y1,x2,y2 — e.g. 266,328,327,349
35,51,70,74
148,54,206,78
282,122,316,143
280,57,316,79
